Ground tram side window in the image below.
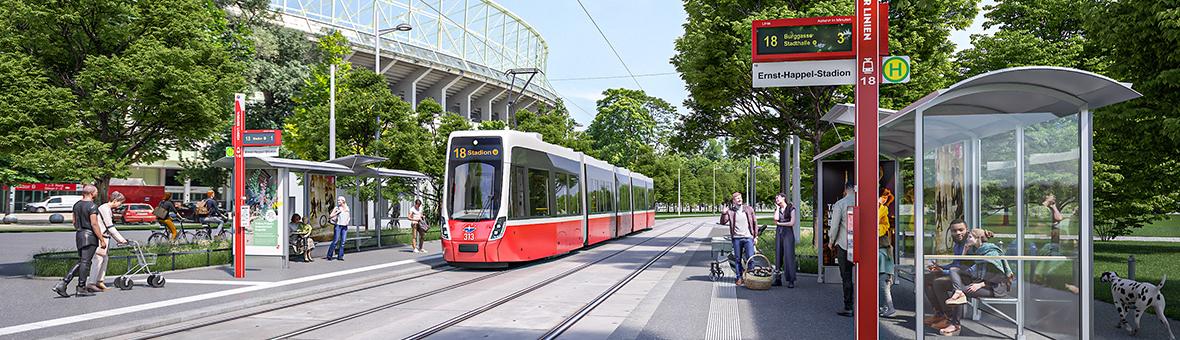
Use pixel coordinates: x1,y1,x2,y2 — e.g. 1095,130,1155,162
510,166,527,218
555,172,569,216
588,180,599,214
618,183,631,212
569,174,581,215
528,168,550,217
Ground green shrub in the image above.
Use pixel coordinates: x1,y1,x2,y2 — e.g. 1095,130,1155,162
32,241,231,277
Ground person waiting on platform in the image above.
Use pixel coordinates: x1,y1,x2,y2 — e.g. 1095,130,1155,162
771,193,797,288
931,228,1013,336
827,182,856,317
325,196,350,261
289,214,314,262
719,191,758,286
922,219,971,331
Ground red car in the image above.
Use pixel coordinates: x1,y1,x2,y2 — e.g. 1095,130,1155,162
114,203,157,224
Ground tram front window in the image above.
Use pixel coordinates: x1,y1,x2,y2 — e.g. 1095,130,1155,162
450,162,500,221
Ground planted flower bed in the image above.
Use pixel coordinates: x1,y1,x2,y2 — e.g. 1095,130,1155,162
32,241,231,277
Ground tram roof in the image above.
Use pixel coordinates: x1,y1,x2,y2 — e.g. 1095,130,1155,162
814,66,1142,160
212,156,427,179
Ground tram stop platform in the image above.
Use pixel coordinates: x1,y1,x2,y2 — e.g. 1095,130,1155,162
620,219,1179,340
0,242,444,340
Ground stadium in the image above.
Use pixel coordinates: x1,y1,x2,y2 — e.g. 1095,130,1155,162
269,0,558,121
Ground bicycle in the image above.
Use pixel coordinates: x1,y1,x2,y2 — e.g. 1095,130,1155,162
192,212,232,242
146,214,200,245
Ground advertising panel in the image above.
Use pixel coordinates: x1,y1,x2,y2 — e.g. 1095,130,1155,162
307,174,337,242
245,169,281,255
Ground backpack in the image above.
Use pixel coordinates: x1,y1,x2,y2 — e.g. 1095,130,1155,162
195,200,208,215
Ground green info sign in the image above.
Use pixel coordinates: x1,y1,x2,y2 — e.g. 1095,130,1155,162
252,219,278,247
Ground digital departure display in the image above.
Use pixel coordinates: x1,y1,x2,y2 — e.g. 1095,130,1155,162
755,23,852,56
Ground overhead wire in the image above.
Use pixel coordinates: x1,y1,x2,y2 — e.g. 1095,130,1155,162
549,72,679,82
575,0,646,91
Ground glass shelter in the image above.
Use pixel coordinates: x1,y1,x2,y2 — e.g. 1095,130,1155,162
841,67,1141,339
897,67,1141,339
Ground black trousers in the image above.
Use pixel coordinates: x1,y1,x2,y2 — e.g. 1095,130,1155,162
62,230,98,288
837,247,854,310
774,227,796,284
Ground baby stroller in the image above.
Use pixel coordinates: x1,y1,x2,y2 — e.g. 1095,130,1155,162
113,241,165,290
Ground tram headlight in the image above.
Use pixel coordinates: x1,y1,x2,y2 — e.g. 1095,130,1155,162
440,219,451,240
488,217,507,241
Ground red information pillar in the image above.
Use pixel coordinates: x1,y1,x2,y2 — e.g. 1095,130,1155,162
232,94,246,278
854,0,880,338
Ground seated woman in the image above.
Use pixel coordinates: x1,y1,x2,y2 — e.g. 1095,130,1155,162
936,228,1014,336
289,214,315,262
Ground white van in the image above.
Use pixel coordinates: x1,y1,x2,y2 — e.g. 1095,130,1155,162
25,195,83,213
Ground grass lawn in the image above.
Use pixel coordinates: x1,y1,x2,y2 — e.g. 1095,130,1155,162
1131,215,1180,238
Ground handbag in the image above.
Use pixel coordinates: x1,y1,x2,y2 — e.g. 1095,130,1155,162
415,220,429,232
153,205,169,220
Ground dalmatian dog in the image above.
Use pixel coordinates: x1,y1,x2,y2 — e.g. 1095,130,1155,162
1100,271,1174,339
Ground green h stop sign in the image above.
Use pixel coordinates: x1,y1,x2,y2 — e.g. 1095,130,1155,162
881,56,911,84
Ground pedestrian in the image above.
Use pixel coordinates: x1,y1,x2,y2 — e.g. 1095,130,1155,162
719,192,758,286
930,228,1013,336
88,191,130,292
877,193,896,317
325,196,350,261
922,219,971,330
772,193,797,288
52,185,104,297
154,194,179,241
408,199,426,253
827,182,856,317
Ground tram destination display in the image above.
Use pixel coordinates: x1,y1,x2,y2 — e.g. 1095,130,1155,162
751,3,889,63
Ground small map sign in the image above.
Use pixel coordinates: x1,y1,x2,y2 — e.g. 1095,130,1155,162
881,56,911,84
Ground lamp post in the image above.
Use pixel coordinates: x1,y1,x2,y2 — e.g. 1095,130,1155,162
677,165,681,215
372,3,410,234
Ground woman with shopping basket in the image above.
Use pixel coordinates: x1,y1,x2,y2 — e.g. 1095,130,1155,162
719,191,759,286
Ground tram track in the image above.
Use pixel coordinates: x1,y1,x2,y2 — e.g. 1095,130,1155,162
403,222,704,340
126,221,695,340
262,221,692,340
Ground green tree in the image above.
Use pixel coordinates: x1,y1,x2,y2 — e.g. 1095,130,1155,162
0,52,102,212
478,120,506,130
1085,0,1180,238
0,0,248,198
672,0,978,198
515,103,593,153
587,89,661,168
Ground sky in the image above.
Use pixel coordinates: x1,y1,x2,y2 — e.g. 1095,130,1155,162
504,0,997,127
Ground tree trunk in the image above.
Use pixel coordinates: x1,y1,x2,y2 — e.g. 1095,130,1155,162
96,176,112,203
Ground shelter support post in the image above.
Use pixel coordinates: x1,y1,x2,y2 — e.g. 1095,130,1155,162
1080,106,1094,339
914,109,925,340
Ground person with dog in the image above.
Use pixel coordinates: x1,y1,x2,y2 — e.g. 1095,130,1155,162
720,191,758,286
932,228,1013,336
52,185,104,297
922,219,971,330
771,193,797,288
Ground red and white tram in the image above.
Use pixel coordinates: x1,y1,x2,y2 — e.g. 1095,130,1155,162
441,130,655,266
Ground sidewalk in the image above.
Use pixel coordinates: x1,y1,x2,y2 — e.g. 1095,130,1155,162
629,222,1180,339
0,241,445,340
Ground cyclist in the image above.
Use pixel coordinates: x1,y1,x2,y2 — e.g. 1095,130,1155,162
155,194,180,240
198,190,226,237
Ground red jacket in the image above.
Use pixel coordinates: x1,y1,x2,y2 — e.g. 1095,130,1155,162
719,205,758,239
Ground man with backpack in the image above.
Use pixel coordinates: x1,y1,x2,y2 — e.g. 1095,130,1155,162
197,190,225,235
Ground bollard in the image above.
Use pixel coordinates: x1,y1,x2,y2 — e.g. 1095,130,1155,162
1128,255,1136,281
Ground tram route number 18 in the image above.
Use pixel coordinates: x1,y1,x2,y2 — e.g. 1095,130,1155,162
859,75,876,86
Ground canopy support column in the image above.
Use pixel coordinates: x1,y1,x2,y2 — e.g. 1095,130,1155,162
1080,106,1094,339
1015,125,1027,340
914,109,926,340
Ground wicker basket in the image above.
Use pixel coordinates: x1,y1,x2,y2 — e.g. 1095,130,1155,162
742,254,774,290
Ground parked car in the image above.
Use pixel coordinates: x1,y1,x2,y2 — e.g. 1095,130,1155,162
25,195,83,213
113,203,156,224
